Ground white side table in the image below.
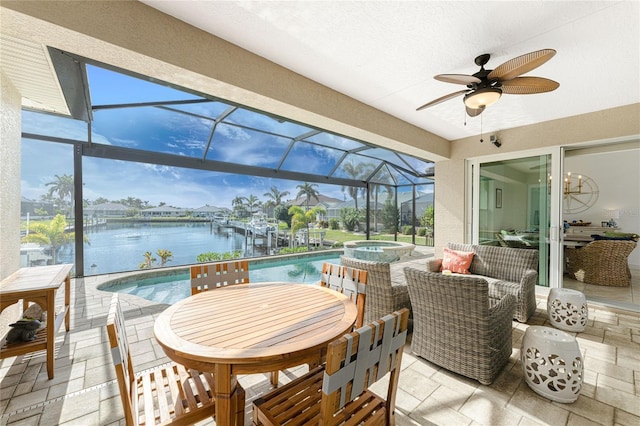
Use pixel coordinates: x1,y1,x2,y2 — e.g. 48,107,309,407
521,326,583,403
547,288,588,332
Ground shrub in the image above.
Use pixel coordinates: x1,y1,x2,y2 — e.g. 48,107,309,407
196,250,241,263
381,200,399,233
279,247,309,254
274,204,293,227
329,218,340,230
402,225,414,235
417,227,427,236
340,208,363,232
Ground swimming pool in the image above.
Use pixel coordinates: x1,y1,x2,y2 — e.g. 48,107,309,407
98,251,342,305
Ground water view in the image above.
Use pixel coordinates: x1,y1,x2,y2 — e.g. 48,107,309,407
57,222,251,275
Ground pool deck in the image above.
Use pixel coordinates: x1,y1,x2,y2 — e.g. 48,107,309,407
2,246,639,425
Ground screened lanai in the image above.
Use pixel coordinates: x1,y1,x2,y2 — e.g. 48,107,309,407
20,50,435,276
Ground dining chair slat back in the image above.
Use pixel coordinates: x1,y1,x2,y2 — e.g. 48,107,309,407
190,260,250,295
320,262,368,328
341,266,367,329
106,294,217,425
252,308,409,426
320,262,344,291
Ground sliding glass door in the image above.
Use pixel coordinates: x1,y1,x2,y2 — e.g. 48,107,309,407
469,149,563,288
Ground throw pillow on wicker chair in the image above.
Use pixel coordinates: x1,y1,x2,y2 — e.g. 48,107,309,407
440,247,474,274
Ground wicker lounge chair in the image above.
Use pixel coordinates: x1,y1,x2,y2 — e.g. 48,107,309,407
340,256,411,324
566,240,637,286
404,267,515,385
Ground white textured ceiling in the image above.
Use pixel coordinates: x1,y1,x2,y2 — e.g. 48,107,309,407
141,0,639,141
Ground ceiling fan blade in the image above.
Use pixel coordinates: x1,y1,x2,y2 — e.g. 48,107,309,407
434,74,481,85
466,105,485,117
488,49,556,81
500,77,560,94
416,89,469,111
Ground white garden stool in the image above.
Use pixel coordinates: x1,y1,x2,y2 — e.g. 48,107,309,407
547,288,588,332
521,326,583,403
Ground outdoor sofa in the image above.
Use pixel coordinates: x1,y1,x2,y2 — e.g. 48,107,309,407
427,243,538,322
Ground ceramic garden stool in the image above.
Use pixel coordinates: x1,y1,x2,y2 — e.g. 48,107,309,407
521,326,583,403
547,288,588,332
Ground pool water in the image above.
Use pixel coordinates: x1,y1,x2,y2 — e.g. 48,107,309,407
99,252,341,305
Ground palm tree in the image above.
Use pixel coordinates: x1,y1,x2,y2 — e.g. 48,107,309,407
156,249,173,266
296,182,319,211
263,186,290,207
232,196,246,218
244,195,262,216
21,214,77,264
340,162,367,210
139,251,157,269
263,186,290,217
46,174,74,216
370,166,394,231
289,205,327,250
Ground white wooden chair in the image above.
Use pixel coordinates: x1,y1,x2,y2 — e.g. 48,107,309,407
106,293,227,425
253,308,409,425
190,260,249,295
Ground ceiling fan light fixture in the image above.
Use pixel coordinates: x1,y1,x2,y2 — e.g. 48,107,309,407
463,87,502,109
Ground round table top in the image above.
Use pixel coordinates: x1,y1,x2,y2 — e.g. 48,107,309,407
154,282,357,370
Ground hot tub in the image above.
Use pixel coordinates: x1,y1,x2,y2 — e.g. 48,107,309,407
343,240,415,263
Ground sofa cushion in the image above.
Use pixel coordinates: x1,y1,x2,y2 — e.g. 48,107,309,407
441,247,474,274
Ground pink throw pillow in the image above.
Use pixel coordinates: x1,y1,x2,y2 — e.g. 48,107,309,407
440,247,474,275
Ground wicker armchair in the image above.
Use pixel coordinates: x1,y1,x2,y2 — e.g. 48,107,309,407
566,240,637,286
428,243,538,322
340,256,411,324
404,267,515,385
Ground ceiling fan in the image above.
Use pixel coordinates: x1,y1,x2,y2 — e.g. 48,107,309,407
416,49,559,117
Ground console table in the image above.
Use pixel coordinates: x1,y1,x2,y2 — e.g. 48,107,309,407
0,264,73,379
565,225,619,238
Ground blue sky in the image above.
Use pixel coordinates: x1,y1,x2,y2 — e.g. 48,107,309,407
21,65,431,210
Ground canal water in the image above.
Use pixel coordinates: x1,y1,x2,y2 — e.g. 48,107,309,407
57,222,252,275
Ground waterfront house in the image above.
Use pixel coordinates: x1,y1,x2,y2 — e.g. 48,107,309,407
20,197,54,218
140,206,187,218
83,202,128,218
193,205,231,220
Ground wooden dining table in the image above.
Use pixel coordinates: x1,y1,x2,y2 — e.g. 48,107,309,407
153,281,357,426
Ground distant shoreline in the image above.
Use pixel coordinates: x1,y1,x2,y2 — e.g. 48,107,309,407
106,217,215,223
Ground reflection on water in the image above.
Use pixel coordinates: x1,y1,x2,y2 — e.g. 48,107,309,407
57,222,248,275
287,262,322,280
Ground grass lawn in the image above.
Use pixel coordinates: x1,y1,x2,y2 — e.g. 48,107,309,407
320,229,431,247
